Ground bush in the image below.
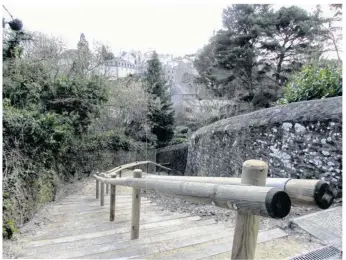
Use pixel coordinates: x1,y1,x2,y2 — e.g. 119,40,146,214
2,30,157,239
169,137,187,145
278,64,342,104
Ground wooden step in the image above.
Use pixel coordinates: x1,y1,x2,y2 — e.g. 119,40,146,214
143,228,287,260
77,226,232,259
21,216,202,248
22,220,224,259
19,219,216,258
31,212,193,240
36,209,181,235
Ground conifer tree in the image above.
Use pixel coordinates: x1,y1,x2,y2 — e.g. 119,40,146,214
144,51,174,147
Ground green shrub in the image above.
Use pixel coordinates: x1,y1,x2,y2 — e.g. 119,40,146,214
79,131,131,152
169,137,187,145
278,64,342,104
3,219,18,239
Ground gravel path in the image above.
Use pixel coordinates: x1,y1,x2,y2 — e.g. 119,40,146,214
143,190,319,230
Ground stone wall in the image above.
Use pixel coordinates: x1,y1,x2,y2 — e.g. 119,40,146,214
156,143,189,175
185,97,342,196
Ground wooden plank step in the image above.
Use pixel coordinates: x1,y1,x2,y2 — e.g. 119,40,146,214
200,236,322,260
55,196,150,205
59,195,133,202
19,219,216,258
32,212,193,240
22,216,201,248
48,204,158,219
49,201,155,215
50,206,167,222
53,200,154,210
143,228,287,260
54,199,152,207
47,207,159,223
21,220,221,259
48,204,156,217
39,209,180,233
77,227,233,259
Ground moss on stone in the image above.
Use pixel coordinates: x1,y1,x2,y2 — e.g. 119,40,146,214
3,218,18,239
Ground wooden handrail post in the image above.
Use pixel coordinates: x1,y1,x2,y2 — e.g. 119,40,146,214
96,180,99,199
131,169,142,240
110,174,116,221
106,183,109,195
100,181,105,206
231,160,268,260
119,170,122,178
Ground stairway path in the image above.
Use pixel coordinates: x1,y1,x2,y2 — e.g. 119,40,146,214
15,176,328,259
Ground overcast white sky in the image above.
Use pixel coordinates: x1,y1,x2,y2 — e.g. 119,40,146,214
2,1,337,57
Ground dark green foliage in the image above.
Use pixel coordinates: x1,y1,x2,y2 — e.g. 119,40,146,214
3,61,50,110
2,31,132,239
252,92,275,108
3,105,74,163
144,51,175,148
279,63,342,104
214,5,272,95
195,5,276,102
2,192,18,239
2,30,29,60
261,6,328,88
169,125,190,145
80,132,131,153
101,45,115,61
169,137,187,145
193,40,216,88
43,76,108,135
195,4,332,106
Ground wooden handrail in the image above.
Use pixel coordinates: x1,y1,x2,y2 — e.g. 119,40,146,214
93,159,332,259
143,175,334,209
103,161,171,177
97,171,334,209
93,174,291,218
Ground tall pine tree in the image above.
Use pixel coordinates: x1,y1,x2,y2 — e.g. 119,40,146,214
195,4,329,105
209,5,274,102
74,33,92,75
145,51,174,148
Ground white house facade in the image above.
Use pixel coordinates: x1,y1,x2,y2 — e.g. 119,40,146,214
103,58,137,80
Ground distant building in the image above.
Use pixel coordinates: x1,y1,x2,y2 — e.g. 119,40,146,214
59,47,191,83
102,58,137,80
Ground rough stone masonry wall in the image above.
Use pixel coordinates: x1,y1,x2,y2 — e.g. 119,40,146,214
185,97,342,196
